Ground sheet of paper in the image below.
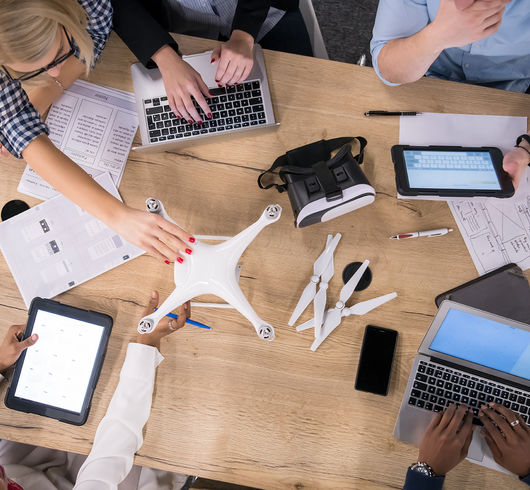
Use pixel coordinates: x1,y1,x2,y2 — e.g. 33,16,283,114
398,112,527,200
399,112,529,274
1,173,144,306
18,80,138,200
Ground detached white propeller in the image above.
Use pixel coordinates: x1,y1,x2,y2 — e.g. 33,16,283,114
288,233,341,327
296,260,397,351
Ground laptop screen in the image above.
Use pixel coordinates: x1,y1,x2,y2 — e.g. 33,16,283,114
429,308,530,380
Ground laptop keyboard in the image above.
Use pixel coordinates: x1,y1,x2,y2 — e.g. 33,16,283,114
408,360,530,425
143,79,267,144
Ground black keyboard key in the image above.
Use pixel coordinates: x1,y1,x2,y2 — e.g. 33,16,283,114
226,85,236,93
438,398,447,407
184,132,191,137
428,386,436,394
459,378,467,387
244,106,252,114
454,385,461,393
147,115,154,124
251,89,261,97
233,101,241,108
161,96,168,101
147,106,164,115
234,116,241,123
462,388,469,395
208,128,217,133
461,396,469,404
422,392,430,401
522,414,528,423
453,394,461,402
495,397,503,404
148,123,155,130
169,127,177,134
225,125,233,130
503,400,511,408
425,402,433,411
484,386,492,394
150,137,158,142
526,398,530,407
512,403,520,411
153,114,161,122
144,99,152,104
252,80,260,89
501,391,509,399
161,113,169,120
470,399,478,407
430,395,438,403
228,94,236,101
418,365,426,373
257,112,266,120
509,393,517,402
225,102,233,109
250,113,257,121
167,134,175,140
162,128,169,135
164,105,172,112
210,87,226,96
244,92,252,98
445,382,453,390
477,383,485,391
486,395,494,403
192,130,200,135
220,111,228,118
220,95,227,103
149,130,161,138
252,105,264,112
436,388,444,396
518,396,526,404
444,390,452,399
229,109,236,116
521,406,528,414
434,405,443,412
164,120,172,128
236,84,245,92
493,388,501,396
185,124,193,131
417,400,425,408
152,98,160,106
244,82,252,91
442,373,450,381
478,392,486,401
178,126,185,133
200,129,207,134
436,379,444,388
241,99,249,106
159,136,166,141
156,121,164,129
451,375,459,383
226,117,233,124
250,120,258,125
249,97,263,105
468,381,475,389
217,126,225,131
236,92,244,100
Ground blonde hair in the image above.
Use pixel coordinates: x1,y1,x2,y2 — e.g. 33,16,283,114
0,0,94,77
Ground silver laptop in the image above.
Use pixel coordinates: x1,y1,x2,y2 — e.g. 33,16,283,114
395,300,530,474
130,45,278,153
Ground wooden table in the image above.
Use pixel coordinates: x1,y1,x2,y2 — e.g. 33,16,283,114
0,33,529,489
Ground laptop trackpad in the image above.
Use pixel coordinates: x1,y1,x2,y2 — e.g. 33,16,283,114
467,430,484,462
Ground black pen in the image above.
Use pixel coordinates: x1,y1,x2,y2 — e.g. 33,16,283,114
364,111,421,117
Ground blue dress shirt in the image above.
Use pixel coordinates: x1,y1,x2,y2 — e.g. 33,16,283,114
370,0,530,93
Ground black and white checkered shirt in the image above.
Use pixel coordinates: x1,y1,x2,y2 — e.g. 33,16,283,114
0,0,113,159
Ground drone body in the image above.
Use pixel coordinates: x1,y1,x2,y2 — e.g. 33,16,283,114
138,199,282,341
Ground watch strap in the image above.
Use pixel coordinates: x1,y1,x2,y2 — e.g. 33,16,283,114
515,134,530,166
409,461,439,477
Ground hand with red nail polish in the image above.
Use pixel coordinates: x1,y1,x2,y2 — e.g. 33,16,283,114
189,237,196,243
212,30,255,87
151,44,212,124
185,248,192,254
177,257,184,264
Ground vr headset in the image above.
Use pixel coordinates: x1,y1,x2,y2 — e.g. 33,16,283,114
258,137,375,227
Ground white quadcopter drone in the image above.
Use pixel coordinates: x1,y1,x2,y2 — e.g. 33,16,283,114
137,198,282,341
290,235,397,351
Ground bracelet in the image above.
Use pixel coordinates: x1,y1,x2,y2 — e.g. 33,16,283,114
515,144,530,158
53,78,65,91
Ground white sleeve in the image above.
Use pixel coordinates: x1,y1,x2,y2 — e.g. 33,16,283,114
73,343,164,490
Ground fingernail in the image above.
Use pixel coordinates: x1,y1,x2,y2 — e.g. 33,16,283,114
164,260,170,265
185,248,192,254
188,120,193,124
215,79,220,82
177,257,184,264
189,237,195,243
218,83,222,88
198,120,203,125
31,334,38,341
211,59,215,64
151,291,157,299
207,113,212,119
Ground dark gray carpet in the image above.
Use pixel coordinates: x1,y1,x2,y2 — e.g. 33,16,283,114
311,0,379,66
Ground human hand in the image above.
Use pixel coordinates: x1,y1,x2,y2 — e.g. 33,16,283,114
152,44,212,124
479,403,530,477
114,206,194,264
503,146,530,190
211,30,254,86
454,0,475,9
431,0,509,49
0,144,12,158
136,291,190,349
417,403,475,475
0,325,38,372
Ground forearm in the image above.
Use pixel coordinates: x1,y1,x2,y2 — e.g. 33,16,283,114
378,23,443,85
21,135,126,226
26,57,86,117
74,343,163,489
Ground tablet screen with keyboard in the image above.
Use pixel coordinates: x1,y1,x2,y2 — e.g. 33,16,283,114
391,145,514,198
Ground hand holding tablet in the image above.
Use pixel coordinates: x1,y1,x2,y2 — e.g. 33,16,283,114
0,325,38,372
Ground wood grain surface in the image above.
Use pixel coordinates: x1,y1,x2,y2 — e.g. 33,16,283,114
0,33,529,489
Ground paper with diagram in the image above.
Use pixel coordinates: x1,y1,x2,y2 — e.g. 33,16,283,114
399,112,529,274
1,173,144,306
18,80,138,200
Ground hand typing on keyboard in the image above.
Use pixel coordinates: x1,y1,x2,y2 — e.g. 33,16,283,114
151,45,213,124
417,403,475,476
479,403,530,478
211,30,255,87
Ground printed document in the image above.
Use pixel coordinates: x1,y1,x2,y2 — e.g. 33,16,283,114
400,112,529,274
1,173,144,306
18,80,138,200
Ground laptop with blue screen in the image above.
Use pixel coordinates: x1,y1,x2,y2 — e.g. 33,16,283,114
394,300,530,474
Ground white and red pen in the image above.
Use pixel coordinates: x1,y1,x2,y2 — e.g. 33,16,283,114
390,228,453,240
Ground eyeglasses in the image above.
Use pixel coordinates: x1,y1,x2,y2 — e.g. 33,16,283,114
1,26,75,82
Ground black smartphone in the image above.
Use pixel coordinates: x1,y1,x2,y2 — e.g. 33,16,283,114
391,145,514,198
354,325,398,396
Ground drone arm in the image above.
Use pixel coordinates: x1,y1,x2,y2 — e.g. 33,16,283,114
220,205,281,263
138,287,194,334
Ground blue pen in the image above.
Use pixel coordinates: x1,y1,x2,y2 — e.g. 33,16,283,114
154,308,211,330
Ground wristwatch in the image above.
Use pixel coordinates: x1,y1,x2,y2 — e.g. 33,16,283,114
409,462,440,478
515,134,530,165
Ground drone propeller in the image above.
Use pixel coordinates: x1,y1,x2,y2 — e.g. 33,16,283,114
312,234,341,338
343,292,397,317
288,234,341,326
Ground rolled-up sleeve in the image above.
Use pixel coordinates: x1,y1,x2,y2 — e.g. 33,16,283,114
79,0,113,65
370,0,430,86
0,75,48,159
